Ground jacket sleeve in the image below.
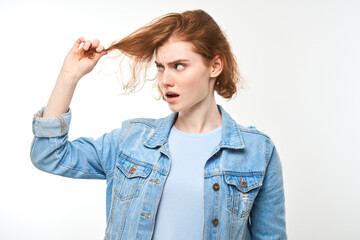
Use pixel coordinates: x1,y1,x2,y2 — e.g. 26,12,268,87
249,139,287,239
30,107,127,179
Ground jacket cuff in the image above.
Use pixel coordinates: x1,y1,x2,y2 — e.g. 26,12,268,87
32,107,71,137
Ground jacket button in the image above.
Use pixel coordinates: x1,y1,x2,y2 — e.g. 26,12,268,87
241,181,247,188
215,150,220,156
212,183,220,191
129,168,136,174
212,218,219,226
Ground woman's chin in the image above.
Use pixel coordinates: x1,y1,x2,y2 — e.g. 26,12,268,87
167,102,184,113
168,105,180,113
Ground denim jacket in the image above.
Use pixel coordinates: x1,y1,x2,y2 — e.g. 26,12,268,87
31,105,287,240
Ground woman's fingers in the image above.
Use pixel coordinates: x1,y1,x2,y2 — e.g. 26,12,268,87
91,39,99,49
72,37,105,53
81,39,104,52
94,49,108,62
72,37,85,51
71,37,107,62
83,40,92,51
96,45,104,52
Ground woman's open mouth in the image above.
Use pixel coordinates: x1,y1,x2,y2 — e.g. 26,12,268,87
165,91,179,103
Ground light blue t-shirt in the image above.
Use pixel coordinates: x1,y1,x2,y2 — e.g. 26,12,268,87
152,125,222,239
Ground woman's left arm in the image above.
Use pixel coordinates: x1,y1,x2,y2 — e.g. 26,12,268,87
249,140,287,239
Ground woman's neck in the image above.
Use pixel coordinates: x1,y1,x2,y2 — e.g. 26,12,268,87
174,99,222,134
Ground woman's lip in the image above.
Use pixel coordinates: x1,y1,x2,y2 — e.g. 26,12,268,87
166,95,179,103
165,91,179,96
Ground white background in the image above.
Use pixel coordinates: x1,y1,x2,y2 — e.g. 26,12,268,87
0,0,359,239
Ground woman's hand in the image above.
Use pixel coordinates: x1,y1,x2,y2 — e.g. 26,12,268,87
60,37,108,82
43,37,107,118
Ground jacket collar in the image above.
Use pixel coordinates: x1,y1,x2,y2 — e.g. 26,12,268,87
144,105,245,149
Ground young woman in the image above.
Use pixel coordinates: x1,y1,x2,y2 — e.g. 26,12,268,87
31,9,287,240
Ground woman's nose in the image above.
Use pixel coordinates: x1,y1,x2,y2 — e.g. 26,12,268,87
160,70,174,87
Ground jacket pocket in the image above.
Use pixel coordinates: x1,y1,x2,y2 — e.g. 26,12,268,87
224,172,264,218
114,153,152,201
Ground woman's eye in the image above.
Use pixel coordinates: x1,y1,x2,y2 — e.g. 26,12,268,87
175,64,185,70
156,65,164,71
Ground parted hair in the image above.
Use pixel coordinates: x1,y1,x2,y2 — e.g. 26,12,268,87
84,9,241,99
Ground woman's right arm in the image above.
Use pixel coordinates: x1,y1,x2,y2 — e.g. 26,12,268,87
43,37,107,117
30,37,121,179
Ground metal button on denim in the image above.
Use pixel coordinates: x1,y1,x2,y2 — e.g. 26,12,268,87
241,181,247,188
212,218,219,226
129,168,136,174
213,183,220,191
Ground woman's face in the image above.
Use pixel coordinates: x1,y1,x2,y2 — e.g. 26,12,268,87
156,38,217,113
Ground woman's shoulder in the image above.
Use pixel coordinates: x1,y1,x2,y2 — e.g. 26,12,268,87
219,105,272,142
235,123,278,154
122,115,169,129
236,123,270,139
112,115,172,140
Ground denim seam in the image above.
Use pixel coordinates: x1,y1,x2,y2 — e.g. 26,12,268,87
265,138,273,168
118,151,167,176
58,162,106,175
107,121,132,179
117,161,149,178
106,171,115,179
144,117,171,147
105,187,119,237
224,176,263,193
33,121,36,135
227,191,255,219
109,174,126,239
56,140,105,175
59,115,63,136
117,178,142,201
205,171,264,178
54,147,100,174
56,116,62,136
59,115,66,136
222,171,264,176
117,199,130,240
238,127,270,138
234,187,240,219
235,124,245,147
230,206,236,239
269,142,275,167
118,152,153,168
55,135,61,163
32,114,42,135
136,180,151,238
129,119,157,128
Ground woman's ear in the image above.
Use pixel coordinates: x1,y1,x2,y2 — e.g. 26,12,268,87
210,55,223,78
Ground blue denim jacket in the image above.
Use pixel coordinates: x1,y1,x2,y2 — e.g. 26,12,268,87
31,105,286,240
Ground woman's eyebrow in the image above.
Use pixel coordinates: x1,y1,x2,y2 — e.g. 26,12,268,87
155,59,190,65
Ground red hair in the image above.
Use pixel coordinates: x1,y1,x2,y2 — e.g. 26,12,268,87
84,9,241,99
